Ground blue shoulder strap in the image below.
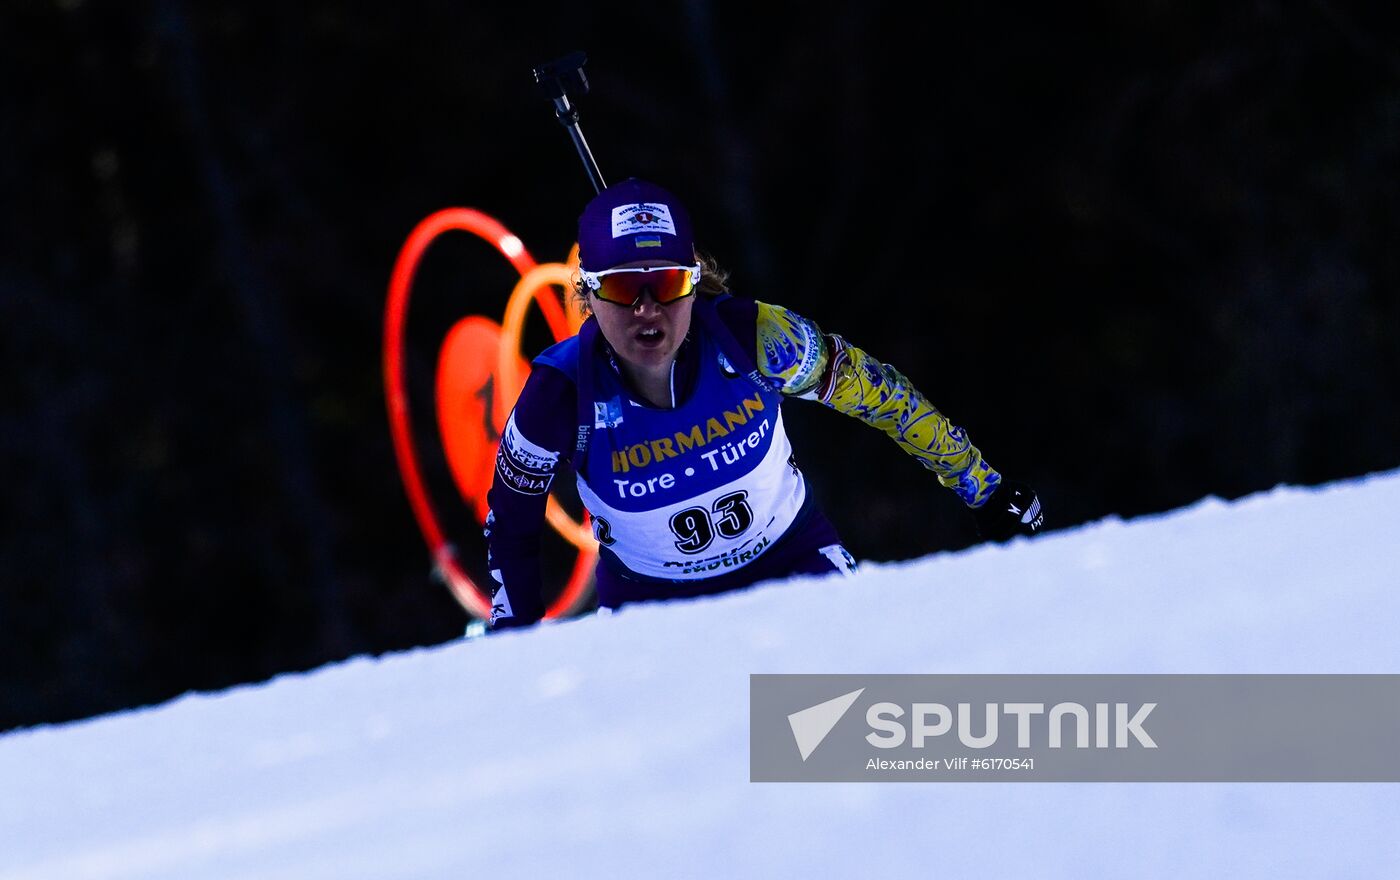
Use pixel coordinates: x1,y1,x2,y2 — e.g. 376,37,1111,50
692,294,779,393
571,316,601,472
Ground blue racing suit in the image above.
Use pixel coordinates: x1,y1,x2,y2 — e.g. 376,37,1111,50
484,293,1000,627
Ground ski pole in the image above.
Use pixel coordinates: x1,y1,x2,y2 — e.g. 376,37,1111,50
532,51,608,195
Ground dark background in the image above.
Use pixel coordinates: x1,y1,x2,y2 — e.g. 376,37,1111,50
3,2,1397,732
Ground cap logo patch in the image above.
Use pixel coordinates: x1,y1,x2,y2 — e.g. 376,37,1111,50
611,202,676,239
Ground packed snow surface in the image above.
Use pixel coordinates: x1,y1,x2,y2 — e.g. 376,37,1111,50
3,471,1399,879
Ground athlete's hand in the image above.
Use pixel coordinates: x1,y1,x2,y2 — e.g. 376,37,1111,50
972,480,1045,541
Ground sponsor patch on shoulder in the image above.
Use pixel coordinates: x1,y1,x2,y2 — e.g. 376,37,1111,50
496,414,559,496
758,304,825,391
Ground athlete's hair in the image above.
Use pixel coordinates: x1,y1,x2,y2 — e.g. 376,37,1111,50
570,251,731,316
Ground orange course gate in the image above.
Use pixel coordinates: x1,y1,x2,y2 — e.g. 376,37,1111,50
384,208,596,620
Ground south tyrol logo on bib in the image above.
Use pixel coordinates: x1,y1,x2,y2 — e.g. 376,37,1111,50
611,203,676,238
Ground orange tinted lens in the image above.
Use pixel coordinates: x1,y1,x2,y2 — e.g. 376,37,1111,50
595,268,694,306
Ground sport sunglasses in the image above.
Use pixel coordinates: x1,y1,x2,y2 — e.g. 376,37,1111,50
579,263,703,307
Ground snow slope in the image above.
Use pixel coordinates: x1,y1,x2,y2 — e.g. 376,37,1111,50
3,471,1399,879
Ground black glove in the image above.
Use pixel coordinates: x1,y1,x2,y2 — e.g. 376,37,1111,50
972,480,1044,541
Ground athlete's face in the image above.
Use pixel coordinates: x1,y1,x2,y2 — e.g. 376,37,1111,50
589,260,695,372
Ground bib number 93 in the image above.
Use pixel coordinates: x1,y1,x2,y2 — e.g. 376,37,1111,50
669,490,753,554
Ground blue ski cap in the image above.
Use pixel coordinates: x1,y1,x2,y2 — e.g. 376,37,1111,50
577,178,695,272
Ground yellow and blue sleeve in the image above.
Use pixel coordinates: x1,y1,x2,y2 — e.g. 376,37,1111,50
754,301,1001,508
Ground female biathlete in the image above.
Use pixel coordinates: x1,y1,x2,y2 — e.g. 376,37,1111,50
485,179,1043,629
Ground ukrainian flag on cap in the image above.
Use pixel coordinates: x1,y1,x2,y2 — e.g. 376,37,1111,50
634,235,663,248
